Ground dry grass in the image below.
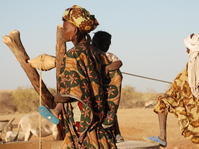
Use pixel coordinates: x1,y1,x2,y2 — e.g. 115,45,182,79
0,87,56,113
120,85,160,108
0,91,16,113
0,86,159,113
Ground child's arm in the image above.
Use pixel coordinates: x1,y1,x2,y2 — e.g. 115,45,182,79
105,60,122,73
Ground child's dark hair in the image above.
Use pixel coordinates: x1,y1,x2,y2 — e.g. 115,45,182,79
92,31,112,52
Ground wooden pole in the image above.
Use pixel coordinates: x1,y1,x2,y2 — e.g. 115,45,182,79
56,25,66,92
55,25,67,140
2,30,55,108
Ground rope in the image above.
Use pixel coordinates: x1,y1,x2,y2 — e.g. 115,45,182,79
122,72,172,84
39,70,42,149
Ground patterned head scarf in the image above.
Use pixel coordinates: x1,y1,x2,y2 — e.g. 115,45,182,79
63,5,99,33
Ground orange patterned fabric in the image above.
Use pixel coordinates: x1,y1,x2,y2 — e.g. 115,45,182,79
154,65,199,144
58,41,117,148
63,5,99,33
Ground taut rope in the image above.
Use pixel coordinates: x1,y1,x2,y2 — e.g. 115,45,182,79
122,72,172,84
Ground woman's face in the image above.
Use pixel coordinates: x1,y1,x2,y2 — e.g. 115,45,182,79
62,21,77,42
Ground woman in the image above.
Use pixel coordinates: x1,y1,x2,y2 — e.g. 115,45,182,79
40,5,117,149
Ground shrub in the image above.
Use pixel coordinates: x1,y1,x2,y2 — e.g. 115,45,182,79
0,85,160,113
0,91,17,113
11,87,40,112
120,85,160,108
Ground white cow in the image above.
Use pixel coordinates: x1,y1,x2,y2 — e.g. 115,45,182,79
5,112,59,142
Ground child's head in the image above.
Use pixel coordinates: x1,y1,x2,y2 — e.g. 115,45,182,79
92,31,112,52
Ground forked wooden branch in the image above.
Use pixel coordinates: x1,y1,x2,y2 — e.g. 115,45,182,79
2,30,55,108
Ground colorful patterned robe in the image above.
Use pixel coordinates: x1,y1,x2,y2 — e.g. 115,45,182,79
101,53,123,129
154,65,199,144
58,40,117,149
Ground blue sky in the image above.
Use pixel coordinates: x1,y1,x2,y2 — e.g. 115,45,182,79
1,0,199,92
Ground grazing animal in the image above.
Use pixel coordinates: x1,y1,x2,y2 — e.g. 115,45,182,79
5,112,59,142
0,118,15,141
0,118,15,132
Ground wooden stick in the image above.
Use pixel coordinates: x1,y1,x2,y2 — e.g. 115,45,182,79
56,25,66,92
2,30,55,108
55,25,69,141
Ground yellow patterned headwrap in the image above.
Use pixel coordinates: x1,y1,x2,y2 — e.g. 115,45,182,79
63,5,99,33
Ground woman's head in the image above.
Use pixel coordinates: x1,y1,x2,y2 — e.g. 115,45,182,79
92,31,112,52
62,5,99,42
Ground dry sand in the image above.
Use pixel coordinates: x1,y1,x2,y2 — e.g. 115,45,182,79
0,108,198,149
117,108,198,149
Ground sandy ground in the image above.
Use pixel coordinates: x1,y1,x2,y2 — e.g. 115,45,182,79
0,108,198,149
117,108,198,149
